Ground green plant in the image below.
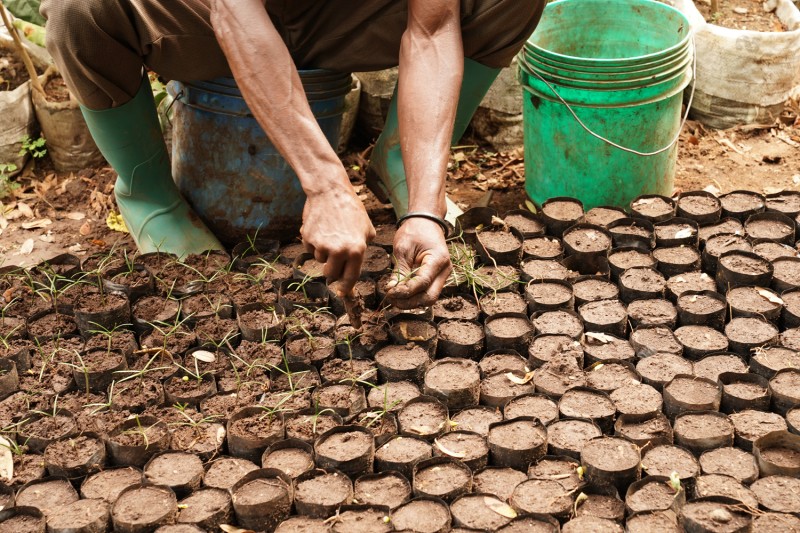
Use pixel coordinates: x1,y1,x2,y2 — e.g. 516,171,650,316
307,400,337,436
0,163,18,199
19,135,46,160
60,350,90,396
0,324,23,352
287,274,316,301
83,381,116,415
116,352,172,383
119,415,157,449
87,321,132,354
170,402,219,429
355,381,400,429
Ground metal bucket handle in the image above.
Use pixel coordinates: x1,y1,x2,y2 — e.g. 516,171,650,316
520,36,697,158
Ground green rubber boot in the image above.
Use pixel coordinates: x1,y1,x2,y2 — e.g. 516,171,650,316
80,78,224,257
366,59,501,223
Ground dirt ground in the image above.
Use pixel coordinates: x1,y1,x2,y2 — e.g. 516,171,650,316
0,98,798,268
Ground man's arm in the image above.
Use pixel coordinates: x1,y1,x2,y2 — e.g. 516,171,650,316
387,0,462,308
211,0,375,294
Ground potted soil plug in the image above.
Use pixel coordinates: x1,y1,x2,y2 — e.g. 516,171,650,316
374,436,432,479
681,496,753,533
314,425,375,478
701,233,751,274
719,372,771,413
745,212,796,245
724,316,779,356
510,478,575,519
431,294,480,322
450,405,503,436
79,466,144,504
107,416,170,467
630,194,676,223
578,299,628,337
435,319,484,360
479,369,535,408
522,235,564,261
653,246,702,278
450,492,518,531
17,406,78,454
261,439,315,479
693,352,748,382
505,209,547,238
608,218,655,250
293,468,353,518
524,279,574,313
72,284,131,338
175,487,233,531
69,348,127,395
110,483,179,532
143,451,204,498
581,436,642,493
396,395,450,442
611,382,664,417
625,475,686,515
642,444,700,490
664,374,722,418
278,277,329,312
432,430,489,471
561,254,611,278
478,349,528,377
0,506,45,532
715,250,773,291
374,343,430,385
572,275,621,307
475,224,524,266
473,466,527,501
529,332,584,368
582,332,635,365
608,247,657,281
562,223,613,262
753,430,800,478
677,191,722,224
619,267,667,303
412,456,473,503
45,498,111,533
540,197,584,237
558,387,616,432
230,468,293,532
674,411,735,455
583,206,628,227
484,312,533,353
103,262,155,302
769,369,800,414
627,298,678,328
226,405,285,464
389,318,438,355
614,413,674,448
391,496,451,533
0,357,19,398
201,457,258,492
772,256,800,292
532,309,584,339
131,296,180,336
487,417,547,471
674,325,730,359
676,290,727,330
654,218,699,248
423,358,481,410
43,433,106,480
312,382,367,421
750,346,800,379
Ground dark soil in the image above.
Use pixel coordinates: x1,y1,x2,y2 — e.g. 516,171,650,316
473,467,527,501
522,236,563,259
0,49,32,91
642,444,699,479
627,299,677,327
631,196,674,220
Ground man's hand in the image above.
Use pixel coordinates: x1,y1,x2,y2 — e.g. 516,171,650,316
387,218,452,309
301,182,375,296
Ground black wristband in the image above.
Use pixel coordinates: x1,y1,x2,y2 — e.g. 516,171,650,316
396,211,452,239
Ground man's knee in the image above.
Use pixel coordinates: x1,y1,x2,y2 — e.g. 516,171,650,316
462,0,545,68
41,0,110,54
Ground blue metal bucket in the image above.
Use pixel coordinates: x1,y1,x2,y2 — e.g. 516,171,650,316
169,71,352,245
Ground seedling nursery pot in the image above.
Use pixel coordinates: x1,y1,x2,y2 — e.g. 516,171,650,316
313,425,375,478
107,416,170,467
110,483,178,533
719,371,771,413
226,406,286,464
753,430,800,478
231,468,293,532
412,456,472,503
293,467,353,518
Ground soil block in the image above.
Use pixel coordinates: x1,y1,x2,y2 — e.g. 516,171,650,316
607,218,655,249
143,452,203,498
294,468,353,518
423,358,480,410
702,233,751,274
524,279,574,313
754,431,800,478
730,410,788,452
504,210,547,238
540,197,584,237
630,195,676,223
80,467,143,503
608,247,657,281
520,259,572,283
107,417,169,467
673,411,734,455
226,406,285,464
353,471,411,510
522,236,564,260
230,469,293,532
610,382,663,416
432,295,480,322
111,484,178,533
367,381,421,412
716,250,773,291
693,353,748,382
677,191,722,224
745,212,796,245
677,291,727,330
530,334,584,368
436,320,484,360
725,316,779,355
374,436,432,479
625,476,685,515
578,299,628,336
674,325,729,359
391,497,452,533
479,350,528,377
480,291,528,318
534,353,586,398
473,467,527,502
43,434,106,480
547,418,602,459
412,457,472,502
431,431,488,471
720,190,766,220
450,493,515,531
772,257,800,292
532,309,584,338
581,436,641,492
558,387,616,432
397,395,449,442
666,271,717,301
627,298,678,329
614,413,673,448
653,246,702,278
751,475,800,514
626,510,681,533
572,275,620,307
504,393,559,425
487,417,547,470
642,444,699,485
0,507,46,533
16,477,79,517
528,455,584,493
472,265,520,294
312,383,367,420
619,267,666,303
450,405,503,437
573,487,625,522
510,478,575,519
698,219,744,245
583,206,628,227
479,370,535,408
262,439,315,479
476,228,523,266
46,498,110,533
563,223,612,258
585,360,641,393
484,313,533,353
630,325,683,358
683,497,753,533
314,425,374,478
176,487,232,530
719,372,771,413
582,333,635,365
374,344,430,385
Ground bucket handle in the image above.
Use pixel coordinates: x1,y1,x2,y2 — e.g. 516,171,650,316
522,37,696,157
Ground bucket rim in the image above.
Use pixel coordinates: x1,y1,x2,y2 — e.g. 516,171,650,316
522,43,691,75
527,0,691,66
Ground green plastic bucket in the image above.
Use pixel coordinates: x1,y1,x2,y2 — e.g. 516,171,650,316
521,0,693,209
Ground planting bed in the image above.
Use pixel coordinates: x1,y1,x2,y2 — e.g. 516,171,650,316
1,191,800,532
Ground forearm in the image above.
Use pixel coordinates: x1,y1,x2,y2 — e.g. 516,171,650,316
211,0,349,196
398,2,463,217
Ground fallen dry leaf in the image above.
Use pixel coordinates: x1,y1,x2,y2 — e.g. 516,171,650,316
16,202,33,218
39,232,55,243
0,436,13,481
65,212,86,221
434,439,467,458
18,239,34,255
674,228,694,239
192,350,217,363
484,496,517,518
21,218,52,230
220,526,256,533
506,371,535,385
79,222,92,236
757,288,784,305
586,332,615,344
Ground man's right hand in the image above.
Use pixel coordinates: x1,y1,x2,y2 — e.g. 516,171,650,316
301,181,376,296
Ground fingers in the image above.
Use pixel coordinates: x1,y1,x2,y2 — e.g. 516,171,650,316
338,248,365,295
389,260,452,309
387,252,451,308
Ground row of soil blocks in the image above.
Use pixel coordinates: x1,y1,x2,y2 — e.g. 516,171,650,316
1,190,800,531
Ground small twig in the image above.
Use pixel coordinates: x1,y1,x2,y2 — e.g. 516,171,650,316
0,3,44,96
